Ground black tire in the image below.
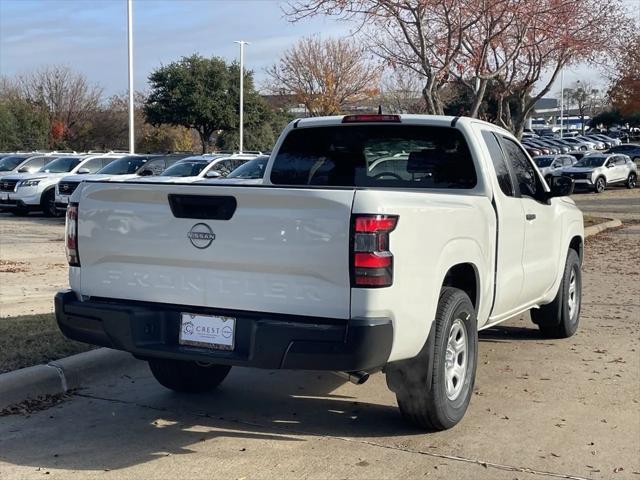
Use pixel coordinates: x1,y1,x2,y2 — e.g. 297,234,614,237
627,172,637,189
148,358,231,393
41,189,60,217
593,176,606,193
385,287,477,431
531,249,581,338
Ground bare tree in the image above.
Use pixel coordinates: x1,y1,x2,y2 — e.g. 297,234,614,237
379,68,426,114
285,1,479,115
565,81,600,134
19,65,102,147
453,0,530,117
267,36,381,116
493,0,630,138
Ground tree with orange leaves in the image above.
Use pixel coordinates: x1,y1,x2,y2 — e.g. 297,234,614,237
267,36,381,116
608,33,640,118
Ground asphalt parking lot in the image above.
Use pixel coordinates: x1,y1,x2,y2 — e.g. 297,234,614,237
0,188,638,479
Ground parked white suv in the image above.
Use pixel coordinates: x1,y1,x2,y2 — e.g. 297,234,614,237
54,154,188,213
56,114,584,430
533,155,577,183
562,153,637,192
0,153,58,178
0,154,118,216
136,153,259,183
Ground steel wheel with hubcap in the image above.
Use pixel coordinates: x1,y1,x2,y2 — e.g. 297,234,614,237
444,319,468,401
531,249,582,338
386,287,478,431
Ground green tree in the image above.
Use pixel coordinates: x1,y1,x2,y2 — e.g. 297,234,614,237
0,96,49,151
145,54,269,153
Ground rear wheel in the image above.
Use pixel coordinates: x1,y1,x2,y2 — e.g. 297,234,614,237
594,176,606,193
41,189,60,217
531,249,581,338
386,287,477,431
148,358,231,393
627,172,637,189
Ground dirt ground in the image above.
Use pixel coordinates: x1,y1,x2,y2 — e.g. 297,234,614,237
0,188,638,479
0,214,66,317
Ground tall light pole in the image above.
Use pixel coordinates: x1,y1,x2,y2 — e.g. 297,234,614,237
559,67,564,138
127,0,135,153
234,40,249,153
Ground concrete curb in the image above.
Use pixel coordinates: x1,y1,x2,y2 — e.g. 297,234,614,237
0,348,138,410
584,218,622,237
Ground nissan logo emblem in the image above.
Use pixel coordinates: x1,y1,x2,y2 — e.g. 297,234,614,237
187,223,216,249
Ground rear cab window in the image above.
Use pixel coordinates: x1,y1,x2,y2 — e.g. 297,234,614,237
270,125,477,189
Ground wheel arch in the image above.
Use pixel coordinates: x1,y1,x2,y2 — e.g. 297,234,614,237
442,262,480,312
569,235,583,264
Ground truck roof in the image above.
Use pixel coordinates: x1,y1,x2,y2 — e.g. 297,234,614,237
292,114,512,137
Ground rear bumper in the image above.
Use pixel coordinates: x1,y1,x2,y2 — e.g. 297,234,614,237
55,290,393,371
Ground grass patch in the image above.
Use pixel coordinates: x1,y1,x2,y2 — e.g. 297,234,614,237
584,215,610,228
0,313,92,374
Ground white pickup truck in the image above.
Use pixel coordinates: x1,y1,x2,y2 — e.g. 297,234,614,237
55,115,584,430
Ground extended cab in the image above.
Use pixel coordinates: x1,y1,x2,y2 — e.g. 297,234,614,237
55,115,584,430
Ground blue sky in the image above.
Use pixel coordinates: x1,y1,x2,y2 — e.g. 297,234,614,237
0,0,353,96
1,0,626,98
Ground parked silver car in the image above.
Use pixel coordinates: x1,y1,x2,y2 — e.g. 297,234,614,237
562,153,637,193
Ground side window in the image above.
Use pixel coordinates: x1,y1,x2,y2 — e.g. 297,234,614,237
500,137,540,199
145,159,165,175
563,157,574,166
101,158,113,168
616,157,626,166
82,158,104,173
210,160,235,176
23,157,46,170
481,131,515,197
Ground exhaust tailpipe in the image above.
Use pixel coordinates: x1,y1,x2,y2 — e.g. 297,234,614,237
334,370,370,385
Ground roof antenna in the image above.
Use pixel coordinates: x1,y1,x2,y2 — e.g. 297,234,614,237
377,105,383,114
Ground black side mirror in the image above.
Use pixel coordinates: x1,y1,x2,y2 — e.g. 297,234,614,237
17,166,30,173
139,169,153,176
549,175,574,197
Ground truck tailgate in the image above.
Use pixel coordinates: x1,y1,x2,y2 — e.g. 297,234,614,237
76,183,355,319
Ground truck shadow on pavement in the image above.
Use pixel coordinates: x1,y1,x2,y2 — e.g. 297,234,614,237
0,367,426,472
479,324,549,343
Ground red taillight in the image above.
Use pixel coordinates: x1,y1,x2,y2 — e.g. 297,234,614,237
351,214,398,288
342,114,401,123
66,203,80,267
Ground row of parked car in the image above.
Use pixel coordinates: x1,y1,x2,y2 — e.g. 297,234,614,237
0,151,269,216
1,136,638,217
521,133,628,157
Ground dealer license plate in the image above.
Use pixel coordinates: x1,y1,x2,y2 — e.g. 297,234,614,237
179,313,235,351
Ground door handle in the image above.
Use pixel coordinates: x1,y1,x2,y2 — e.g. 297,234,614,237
526,213,536,221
